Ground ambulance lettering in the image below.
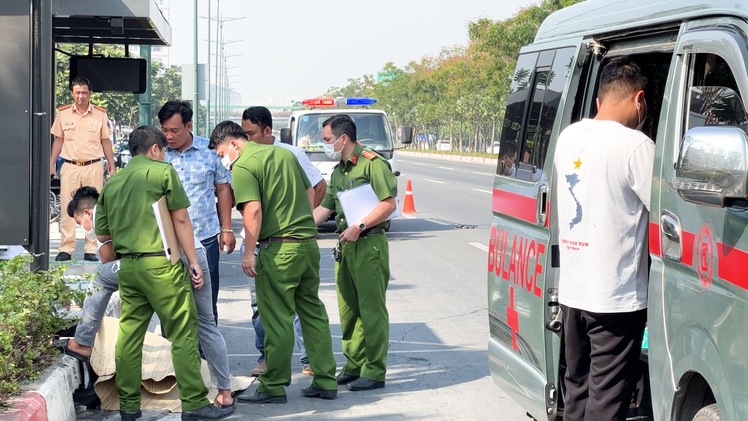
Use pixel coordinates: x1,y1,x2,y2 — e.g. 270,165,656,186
488,226,544,298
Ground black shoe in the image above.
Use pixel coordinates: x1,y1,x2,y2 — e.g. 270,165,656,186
120,410,142,421
335,372,359,385
347,377,385,391
236,389,287,404
84,253,98,262
301,385,337,400
181,403,234,420
55,252,72,261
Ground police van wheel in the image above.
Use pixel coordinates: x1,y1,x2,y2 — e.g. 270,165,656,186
693,403,721,421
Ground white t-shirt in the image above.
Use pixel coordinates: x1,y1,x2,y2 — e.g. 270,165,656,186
554,119,654,313
273,139,324,187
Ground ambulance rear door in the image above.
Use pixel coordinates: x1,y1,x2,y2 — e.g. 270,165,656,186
487,39,586,420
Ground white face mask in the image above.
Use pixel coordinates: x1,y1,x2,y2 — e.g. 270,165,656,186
323,135,343,160
221,145,238,170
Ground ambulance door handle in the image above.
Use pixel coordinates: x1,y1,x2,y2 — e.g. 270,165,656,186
660,211,683,262
537,185,548,227
661,213,681,241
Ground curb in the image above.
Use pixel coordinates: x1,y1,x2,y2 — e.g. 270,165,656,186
397,150,498,166
3,356,81,421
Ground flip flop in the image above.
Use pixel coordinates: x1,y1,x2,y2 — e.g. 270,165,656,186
54,338,91,362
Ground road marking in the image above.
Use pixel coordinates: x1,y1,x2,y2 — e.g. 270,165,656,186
411,162,425,166
438,166,454,171
473,189,492,194
423,178,445,184
470,242,489,252
473,172,494,176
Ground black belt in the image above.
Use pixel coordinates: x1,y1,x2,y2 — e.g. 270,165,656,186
360,227,386,237
257,237,315,246
62,158,102,167
116,251,164,259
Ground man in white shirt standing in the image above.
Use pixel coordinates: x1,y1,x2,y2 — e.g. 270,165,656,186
554,56,654,421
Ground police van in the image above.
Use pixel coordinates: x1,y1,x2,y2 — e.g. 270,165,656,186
279,97,404,183
488,1,748,420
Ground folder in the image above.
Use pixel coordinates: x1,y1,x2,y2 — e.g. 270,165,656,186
336,183,399,225
152,196,182,265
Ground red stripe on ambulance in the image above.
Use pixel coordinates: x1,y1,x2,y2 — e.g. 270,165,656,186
492,189,537,224
717,243,748,289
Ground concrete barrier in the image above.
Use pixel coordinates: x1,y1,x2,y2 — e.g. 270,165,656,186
3,356,81,421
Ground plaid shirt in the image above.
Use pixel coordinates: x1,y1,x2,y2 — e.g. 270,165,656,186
165,134,231,241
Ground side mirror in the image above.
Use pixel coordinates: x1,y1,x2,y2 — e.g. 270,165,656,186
280,128,292,145
400,126,413,144
673,126,748,206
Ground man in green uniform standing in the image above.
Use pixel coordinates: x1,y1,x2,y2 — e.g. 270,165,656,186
208,120,337,403
95,126,233,421
313,114,397,391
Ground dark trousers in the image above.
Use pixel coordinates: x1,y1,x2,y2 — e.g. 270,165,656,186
201,234,220,324
561,305,646,421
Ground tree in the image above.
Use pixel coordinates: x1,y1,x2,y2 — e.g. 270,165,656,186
316,0,584,152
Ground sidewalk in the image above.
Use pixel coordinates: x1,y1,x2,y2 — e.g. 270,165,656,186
397,150,498,166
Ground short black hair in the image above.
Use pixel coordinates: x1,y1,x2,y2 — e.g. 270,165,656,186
129,125,168,156
158,100,193,125
66,186,99,218
242,106,273,131
322,114,357,142
70,77,92,92
209,120,248,150
598,56,648,102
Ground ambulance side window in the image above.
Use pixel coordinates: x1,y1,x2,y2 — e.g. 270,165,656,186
686,53,748,130
497,53,537,177
518,47,575,182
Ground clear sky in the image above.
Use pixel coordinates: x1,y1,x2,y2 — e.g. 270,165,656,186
166,0,539,106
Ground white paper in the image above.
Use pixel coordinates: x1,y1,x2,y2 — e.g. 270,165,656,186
152,198,173,262
336,183,399,225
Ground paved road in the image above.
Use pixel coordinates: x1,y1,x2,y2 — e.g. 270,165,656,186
76,154,529,420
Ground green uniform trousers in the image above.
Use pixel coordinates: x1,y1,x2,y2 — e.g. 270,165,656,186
116,256,209,412
336,232,390,381
255,240,337,395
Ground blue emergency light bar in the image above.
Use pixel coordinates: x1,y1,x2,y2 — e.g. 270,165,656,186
345,97,377,106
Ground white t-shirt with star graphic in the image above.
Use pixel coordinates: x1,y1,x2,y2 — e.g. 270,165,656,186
553,118,654,313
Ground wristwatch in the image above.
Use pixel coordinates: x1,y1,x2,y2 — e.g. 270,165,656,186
357,221,366,231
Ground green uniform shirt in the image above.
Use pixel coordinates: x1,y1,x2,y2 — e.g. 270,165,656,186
321,143,398,232
96,155,191,255
232,141,317,240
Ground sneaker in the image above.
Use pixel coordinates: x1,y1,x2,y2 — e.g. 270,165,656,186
302,363,314,376
249,360,267,377
55,252,72,261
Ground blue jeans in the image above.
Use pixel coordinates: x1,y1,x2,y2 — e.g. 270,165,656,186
201,234,220,324
75,260,120,347
241,242,307,364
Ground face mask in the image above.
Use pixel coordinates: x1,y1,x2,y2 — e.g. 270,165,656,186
323,135,343,160
221,146,237,170
635,97,647,131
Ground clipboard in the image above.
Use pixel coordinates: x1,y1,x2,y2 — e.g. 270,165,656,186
152,196,182,265
336,183,399,224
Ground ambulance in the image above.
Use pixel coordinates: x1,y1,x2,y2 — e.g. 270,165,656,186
487,1,748,420
279,97,405,183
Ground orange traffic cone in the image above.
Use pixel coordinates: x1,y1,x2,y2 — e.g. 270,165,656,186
402,180,416,213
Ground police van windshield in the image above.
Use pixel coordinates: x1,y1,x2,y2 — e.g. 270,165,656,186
296,113,394,159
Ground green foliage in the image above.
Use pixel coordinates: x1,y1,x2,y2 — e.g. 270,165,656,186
0,256,84,404
324,0,584,152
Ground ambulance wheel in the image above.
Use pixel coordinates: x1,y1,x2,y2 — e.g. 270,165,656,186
693,403,721,421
